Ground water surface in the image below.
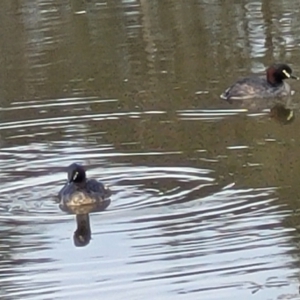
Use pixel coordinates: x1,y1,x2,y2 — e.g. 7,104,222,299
1,1,300,299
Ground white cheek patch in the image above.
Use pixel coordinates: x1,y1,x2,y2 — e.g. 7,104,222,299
282,69,290,78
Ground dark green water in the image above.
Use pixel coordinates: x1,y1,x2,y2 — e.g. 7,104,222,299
1,1,300,299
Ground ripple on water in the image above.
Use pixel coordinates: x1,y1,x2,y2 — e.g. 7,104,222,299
0,93,298,300
177,109,248,121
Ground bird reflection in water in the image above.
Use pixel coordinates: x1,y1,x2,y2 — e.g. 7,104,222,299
57,163,112,247
74,214,91,247
59,200,111,247
223,96,295,125
270,103,295,125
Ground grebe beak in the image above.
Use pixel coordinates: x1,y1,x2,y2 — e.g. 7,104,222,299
283,69,299,80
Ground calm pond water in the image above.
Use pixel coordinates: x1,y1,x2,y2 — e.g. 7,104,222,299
1,0,300,299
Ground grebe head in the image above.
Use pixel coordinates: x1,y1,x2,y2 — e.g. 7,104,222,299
67,163,86,183
266,64,298,85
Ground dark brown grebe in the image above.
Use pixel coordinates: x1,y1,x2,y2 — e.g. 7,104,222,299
58,163,111,207
220,64,298,100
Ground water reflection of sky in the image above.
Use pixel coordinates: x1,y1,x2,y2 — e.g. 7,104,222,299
1,0,300,299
